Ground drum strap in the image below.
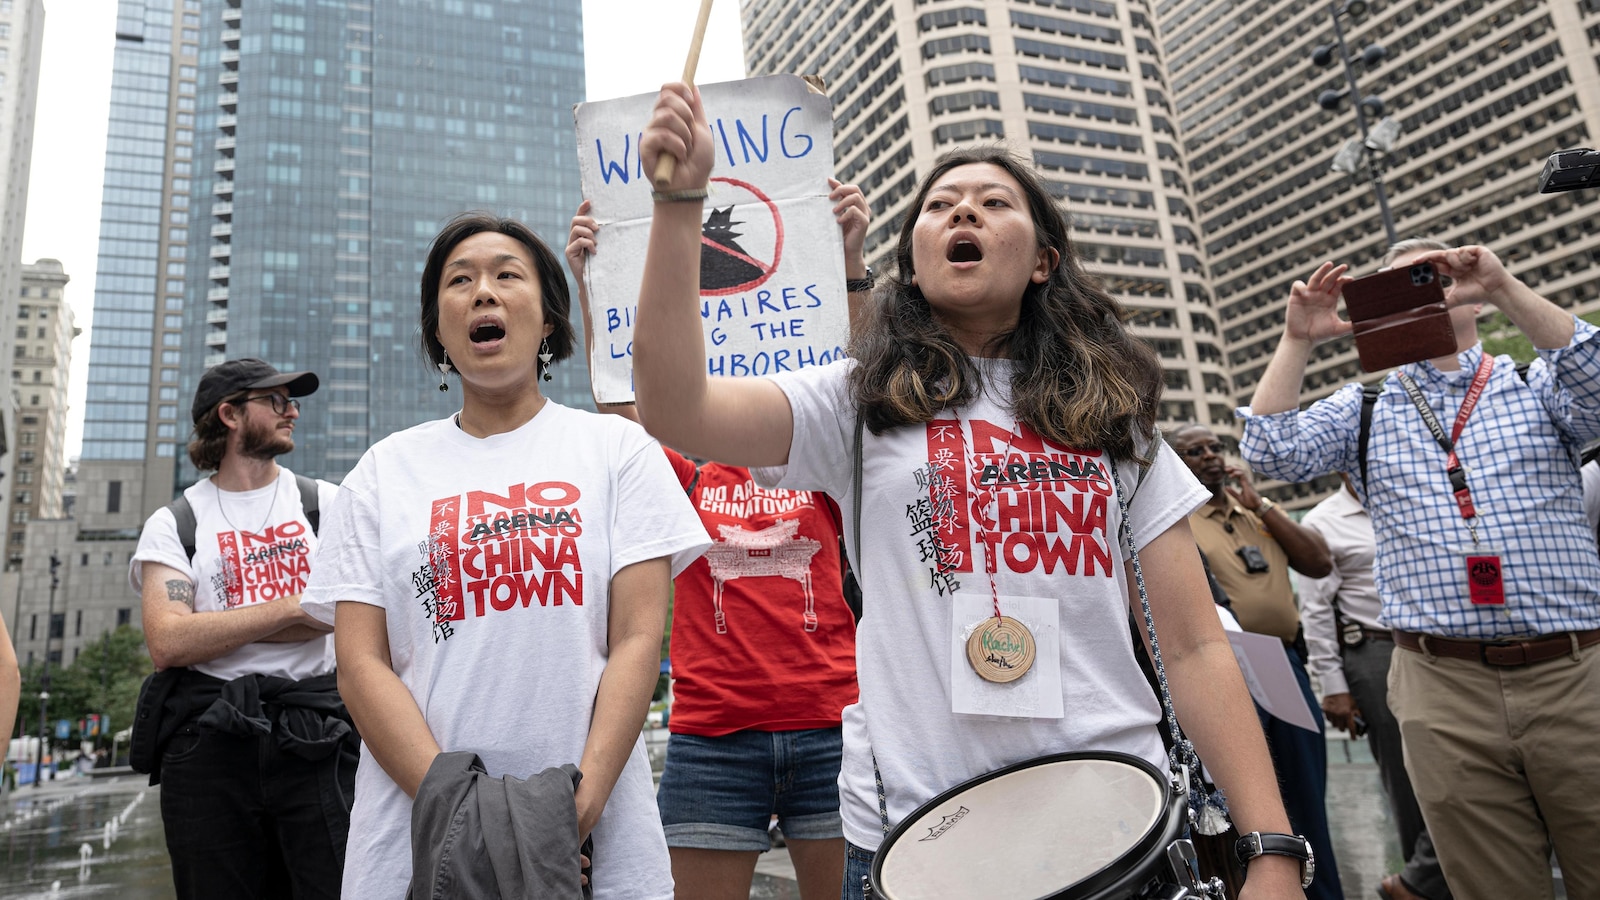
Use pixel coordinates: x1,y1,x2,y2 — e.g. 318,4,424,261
1111,460,1231,835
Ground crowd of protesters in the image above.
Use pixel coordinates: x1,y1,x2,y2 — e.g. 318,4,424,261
85,77,1600,900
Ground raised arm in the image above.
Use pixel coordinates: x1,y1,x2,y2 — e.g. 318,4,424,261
632,82,796,467
574,556,671,838
335,601,440,797
1250,262,1353,416
1420,244,1573,349
1131,521,1306,898
140,560,330,670
1225,466,1330,577
567,200,642,425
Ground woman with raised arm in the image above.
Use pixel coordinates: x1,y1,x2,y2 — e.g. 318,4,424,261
631,82,1307,900
302,213,709,899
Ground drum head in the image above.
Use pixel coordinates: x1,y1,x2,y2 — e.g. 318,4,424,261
872,752,1175,900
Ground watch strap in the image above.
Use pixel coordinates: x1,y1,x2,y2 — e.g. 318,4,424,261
1235,832,1314,889
847,265,875,293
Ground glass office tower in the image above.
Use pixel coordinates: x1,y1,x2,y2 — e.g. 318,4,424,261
82,0,587,514
180,0,587,483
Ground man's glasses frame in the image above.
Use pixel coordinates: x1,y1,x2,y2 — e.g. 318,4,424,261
241,394,301,416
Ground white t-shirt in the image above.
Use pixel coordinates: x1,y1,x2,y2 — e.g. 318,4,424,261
755,359,1209,851
131,467,339,683
302,403,709,900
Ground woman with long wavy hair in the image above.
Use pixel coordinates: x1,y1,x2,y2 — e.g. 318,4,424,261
629,83,1306,900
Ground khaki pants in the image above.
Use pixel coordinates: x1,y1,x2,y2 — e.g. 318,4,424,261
1389,642,1600,900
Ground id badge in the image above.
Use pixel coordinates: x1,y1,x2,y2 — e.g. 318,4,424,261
1463,546,1505,606
950,594,1063,719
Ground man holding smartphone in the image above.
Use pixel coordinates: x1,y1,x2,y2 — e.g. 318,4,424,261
1169,423,1343,900
1239,240,1600,899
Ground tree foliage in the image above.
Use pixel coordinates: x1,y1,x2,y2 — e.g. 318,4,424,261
12,626,153,748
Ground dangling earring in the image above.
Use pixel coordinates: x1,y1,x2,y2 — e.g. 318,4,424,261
538,339,553,383
438,353,451,392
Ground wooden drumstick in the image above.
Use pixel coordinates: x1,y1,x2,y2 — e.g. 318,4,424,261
653,0,716,189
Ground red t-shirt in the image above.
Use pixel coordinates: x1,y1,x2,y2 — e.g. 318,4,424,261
664,448,858,736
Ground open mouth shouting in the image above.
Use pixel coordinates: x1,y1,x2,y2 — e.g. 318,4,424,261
469,315,507,350
946,233,984,267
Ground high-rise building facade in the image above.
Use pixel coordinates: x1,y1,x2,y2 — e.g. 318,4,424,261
80,0,588,524
1162,0,1600,505
8,259,77,567
0,0,45,550
742,0,1232,435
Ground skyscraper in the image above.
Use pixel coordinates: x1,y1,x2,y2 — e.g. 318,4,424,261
8,259,77,568
80,0,588,526
741,0,1231,436
0,0,45,549
1161,0,1600,504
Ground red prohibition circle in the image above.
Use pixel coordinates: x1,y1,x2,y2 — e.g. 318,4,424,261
700,176,785,297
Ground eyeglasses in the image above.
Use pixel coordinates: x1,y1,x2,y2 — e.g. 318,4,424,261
242,394,301,416
1179,441,1226,459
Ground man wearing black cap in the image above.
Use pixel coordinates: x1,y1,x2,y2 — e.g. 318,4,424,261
131,359,356,899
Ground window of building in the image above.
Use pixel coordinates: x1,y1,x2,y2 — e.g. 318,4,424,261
117,608,132,627
75,610,82,637
15,307,26,319
19,432,33,445
34,327,44,339
107,481,122,514
16,470,31,485
11,511,24,524
49,613,63,639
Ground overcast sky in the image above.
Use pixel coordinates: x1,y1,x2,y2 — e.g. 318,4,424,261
21,0,748,458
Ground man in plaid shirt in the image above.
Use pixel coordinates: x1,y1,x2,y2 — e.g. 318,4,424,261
1238,240,1600,900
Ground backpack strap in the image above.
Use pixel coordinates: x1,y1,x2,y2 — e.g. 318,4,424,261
1358,382,1383,498
168,495,198,564
295,473,321,536
683,466,701,498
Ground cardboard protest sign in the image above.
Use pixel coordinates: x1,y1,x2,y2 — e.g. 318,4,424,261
575,75,849,403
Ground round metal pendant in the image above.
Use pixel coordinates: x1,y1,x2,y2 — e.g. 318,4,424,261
965,616,1037,683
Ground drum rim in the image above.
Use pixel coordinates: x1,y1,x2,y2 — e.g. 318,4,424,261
869,750,1185,900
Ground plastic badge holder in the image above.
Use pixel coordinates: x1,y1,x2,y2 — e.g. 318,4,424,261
1343,262,1456,372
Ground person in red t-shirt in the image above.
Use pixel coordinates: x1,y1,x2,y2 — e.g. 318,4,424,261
566,184,868,900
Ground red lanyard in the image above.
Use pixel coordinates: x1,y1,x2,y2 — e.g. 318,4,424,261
1394,353,1495,523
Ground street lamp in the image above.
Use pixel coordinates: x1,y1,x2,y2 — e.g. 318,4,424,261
33,552,60,789
1310,0,1401,245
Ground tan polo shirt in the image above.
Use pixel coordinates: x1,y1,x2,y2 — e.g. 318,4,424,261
1189,500,1301,643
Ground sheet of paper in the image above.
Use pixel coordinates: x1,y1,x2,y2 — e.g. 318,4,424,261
1226,629,1320,732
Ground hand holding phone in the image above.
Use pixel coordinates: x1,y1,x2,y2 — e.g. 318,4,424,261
1343,262,1457,371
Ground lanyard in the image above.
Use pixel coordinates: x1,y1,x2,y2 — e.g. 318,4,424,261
1394,353,1494,541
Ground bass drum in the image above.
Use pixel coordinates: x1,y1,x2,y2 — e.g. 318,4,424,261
869,752,1194,900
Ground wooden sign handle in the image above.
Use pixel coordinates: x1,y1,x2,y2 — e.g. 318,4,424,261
653,0,717,189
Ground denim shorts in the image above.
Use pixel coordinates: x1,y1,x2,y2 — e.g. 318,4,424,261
842,842,875,900
656,727,844,852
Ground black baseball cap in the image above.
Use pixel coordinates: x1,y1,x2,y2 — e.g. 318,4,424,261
192,358,319,424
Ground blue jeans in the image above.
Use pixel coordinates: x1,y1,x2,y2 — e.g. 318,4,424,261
842,842,875,900
657,727,844,851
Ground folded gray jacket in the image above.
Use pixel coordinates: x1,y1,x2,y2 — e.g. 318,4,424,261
406,750,594,900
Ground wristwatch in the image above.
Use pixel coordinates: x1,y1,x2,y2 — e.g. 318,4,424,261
1254,496,1277,516
846,265,875,293
1234,831,1314,889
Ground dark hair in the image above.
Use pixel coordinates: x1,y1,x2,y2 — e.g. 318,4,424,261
848,146,1160,461
418,212,575,371
187,388,251,471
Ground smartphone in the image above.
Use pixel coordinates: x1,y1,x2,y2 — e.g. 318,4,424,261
1343,262,1457,372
